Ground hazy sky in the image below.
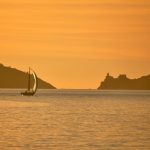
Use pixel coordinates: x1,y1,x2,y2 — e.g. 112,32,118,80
0,0,150,88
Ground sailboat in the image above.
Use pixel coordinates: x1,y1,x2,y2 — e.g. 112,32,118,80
21,67,38,96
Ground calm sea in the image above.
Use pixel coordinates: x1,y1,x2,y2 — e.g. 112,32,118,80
0,89,150,150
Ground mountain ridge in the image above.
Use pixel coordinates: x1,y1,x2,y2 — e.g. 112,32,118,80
0,63,56,89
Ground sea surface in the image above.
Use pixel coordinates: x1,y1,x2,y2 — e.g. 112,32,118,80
0,89,150,150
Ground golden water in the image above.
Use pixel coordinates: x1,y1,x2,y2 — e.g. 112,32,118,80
0,90,150,150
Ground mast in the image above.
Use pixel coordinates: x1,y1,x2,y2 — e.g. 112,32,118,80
28,67,30,91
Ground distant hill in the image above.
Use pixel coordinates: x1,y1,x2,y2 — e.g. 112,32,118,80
98,73,150,90
0,63,56,89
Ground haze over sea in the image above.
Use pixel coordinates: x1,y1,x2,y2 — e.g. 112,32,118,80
0,89,150,150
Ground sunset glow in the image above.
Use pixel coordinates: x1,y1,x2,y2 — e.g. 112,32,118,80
0,0,150,88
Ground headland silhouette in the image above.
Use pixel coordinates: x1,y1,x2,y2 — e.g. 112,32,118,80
0,63,56,89
98,73,150,90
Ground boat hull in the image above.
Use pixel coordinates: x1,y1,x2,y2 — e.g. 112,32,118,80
21,91,35,96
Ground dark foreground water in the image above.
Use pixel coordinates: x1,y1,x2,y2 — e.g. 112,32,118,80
0,89,150,150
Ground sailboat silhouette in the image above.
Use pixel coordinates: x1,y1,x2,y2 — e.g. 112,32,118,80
21,67,38,96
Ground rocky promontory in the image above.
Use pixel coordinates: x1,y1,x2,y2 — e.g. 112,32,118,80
98,73,150,90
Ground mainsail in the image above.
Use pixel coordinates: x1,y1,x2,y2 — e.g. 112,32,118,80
21,67,38,96
31,69,38,93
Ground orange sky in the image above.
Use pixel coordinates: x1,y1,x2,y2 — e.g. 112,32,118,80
0,0,150,88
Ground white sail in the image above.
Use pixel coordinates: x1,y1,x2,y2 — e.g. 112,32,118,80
32,70,38,93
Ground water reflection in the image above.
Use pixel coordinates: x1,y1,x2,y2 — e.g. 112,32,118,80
0,89,150,149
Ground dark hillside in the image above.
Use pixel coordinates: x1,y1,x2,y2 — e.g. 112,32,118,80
0,64,56,89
